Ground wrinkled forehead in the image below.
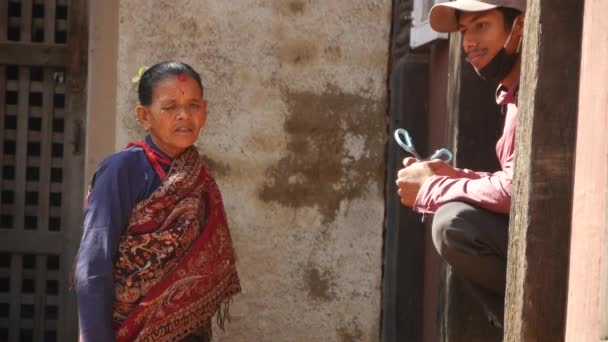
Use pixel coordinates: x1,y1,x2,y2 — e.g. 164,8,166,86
151,74,204,101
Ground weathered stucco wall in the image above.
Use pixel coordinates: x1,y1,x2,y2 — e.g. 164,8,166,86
115,1,390,340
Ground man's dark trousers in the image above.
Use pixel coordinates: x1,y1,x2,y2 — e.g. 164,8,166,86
431,201,509,328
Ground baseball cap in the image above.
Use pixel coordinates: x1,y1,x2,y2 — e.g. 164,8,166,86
429,0,526,33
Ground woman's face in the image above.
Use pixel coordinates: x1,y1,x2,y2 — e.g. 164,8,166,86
137,74,207,158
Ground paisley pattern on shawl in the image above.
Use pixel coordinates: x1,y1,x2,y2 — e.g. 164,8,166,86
112,143,240,342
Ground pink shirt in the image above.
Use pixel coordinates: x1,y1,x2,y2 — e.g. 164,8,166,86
413,83,518,215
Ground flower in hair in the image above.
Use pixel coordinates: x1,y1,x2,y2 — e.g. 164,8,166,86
131,66,148,84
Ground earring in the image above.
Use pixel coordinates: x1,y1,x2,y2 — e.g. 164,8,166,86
136,119,149,132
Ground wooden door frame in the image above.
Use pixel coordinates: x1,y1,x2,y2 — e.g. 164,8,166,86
382,0,429,341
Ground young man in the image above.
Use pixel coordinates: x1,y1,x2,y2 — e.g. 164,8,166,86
395,0,525,329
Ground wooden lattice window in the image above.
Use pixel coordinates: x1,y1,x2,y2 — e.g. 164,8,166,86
1,0,87,341
0,253,61,341
0,65,67,342
6,0,69,44
1,65,66,235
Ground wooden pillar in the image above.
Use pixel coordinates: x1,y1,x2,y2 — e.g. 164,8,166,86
504,0,583,341
382,54,428,342
439,33,504,342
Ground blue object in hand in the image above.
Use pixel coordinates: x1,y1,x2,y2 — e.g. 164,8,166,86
394,128,453,163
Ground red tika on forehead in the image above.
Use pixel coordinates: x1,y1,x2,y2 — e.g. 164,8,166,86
177,73,188,81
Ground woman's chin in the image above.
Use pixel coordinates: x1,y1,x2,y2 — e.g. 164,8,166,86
174,132,199,144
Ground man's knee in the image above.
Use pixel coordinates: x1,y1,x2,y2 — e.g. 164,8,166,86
431,202,477,257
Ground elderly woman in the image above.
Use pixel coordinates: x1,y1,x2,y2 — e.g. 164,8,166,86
75,62,240,342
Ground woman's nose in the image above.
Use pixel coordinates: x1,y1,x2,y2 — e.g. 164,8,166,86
175,105,191,119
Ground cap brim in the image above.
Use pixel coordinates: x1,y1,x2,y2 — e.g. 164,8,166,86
429,1,499,33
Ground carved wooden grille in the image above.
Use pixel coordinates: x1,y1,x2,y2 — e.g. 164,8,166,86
0,0,86,341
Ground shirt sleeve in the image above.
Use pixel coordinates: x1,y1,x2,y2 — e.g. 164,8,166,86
413,153,514,215
74,153,146,342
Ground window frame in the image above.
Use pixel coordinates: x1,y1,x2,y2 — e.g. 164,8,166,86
410,0,449,48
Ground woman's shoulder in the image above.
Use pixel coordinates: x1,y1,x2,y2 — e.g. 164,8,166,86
95,145,148,176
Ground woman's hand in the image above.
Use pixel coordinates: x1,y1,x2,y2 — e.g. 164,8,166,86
396,158,458,207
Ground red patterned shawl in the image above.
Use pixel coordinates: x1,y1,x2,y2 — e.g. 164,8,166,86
112,143,240,341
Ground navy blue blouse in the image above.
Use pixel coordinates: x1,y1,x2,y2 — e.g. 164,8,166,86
75,136,171,342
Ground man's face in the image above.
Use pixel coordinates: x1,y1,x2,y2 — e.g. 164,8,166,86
458,9,512,70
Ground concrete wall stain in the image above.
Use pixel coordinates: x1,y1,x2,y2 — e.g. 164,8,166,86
273,0,306,16
259,85,386,224
288,1,306,15
324,45,343,62
305,265,337,302
338,317,364,342
274,39,319,66
200,154,231,178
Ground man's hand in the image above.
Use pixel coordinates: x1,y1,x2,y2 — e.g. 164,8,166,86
396,157,458,207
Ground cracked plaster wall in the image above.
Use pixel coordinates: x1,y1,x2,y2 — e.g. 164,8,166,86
115,1,391,341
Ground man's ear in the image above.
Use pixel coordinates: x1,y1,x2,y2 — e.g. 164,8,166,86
136,104,151,131
513,15,524,36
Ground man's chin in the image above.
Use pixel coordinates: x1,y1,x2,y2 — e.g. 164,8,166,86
470,61,486,72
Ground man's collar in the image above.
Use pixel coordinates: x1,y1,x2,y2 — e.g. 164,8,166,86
496,78,520,106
